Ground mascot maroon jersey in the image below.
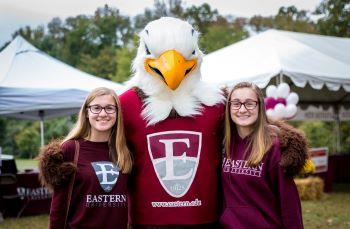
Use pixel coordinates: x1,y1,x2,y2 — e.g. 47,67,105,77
120,88,224,225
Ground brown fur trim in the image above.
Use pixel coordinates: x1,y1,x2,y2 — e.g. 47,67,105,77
272,121,308,177
37,139,76,191
133,86,147,102
169,108,180,118
221,86,229,98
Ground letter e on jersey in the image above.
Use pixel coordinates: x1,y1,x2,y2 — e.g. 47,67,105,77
91,161,120,192
147,131,202,198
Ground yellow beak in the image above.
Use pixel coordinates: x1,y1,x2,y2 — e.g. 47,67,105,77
145,50,197,90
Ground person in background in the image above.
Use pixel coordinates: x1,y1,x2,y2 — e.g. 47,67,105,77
38,87,132,229
220,82,304,229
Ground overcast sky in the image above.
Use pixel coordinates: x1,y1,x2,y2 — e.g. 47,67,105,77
0,0,322,47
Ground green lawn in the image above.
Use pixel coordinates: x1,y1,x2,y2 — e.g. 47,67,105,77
15,158,38,171
1,214,48,229
302,183,350,228
1,184,350,228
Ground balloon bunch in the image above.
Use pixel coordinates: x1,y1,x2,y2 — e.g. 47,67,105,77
264,83,299,120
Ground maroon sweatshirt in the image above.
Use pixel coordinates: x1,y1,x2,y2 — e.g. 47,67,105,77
220,134,303,229
49,139,128,229
120,89,224,225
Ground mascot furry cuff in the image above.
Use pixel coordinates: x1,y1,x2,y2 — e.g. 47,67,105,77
119,17,307,226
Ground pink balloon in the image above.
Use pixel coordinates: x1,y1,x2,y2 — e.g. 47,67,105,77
276,98,287,106
264,97,278,110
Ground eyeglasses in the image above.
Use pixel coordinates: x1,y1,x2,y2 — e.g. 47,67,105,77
87,105,117,114
229,100,258,110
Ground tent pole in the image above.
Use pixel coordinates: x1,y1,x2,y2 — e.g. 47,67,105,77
334,105,341,153
279,72,283,84
39,110,45,147
40,119,44,147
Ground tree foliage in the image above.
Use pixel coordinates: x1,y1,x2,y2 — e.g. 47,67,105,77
199,17,248,53
297,121,336,153
315,0,350,37
249,6,317,33
15,125,40,159
112,45,137,83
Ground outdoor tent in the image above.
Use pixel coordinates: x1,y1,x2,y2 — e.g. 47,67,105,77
201,29,350,107
201,29,350,151
0,36,125,145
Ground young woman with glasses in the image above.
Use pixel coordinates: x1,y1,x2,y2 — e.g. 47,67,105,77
220,82,303,229
39,87,132,229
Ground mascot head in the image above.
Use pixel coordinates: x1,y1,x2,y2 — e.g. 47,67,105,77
129,17,223,125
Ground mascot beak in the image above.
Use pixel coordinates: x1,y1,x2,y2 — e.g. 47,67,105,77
145,50,197,90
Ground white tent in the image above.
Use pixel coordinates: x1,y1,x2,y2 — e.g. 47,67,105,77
201,30,350,151
201,29,350,100
0,36,125,145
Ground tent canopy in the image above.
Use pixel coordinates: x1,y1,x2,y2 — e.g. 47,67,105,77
0,87,85,120
0,36,125,120
201,29,350,106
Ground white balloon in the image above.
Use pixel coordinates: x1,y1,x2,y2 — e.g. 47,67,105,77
266,109,276,120
285,104,297,118
277,83,290,98
266,85,277,98
274,103,286,119
287,92,299,105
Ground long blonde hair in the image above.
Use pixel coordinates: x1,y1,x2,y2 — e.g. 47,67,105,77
224,82,274,167
63,87,132,173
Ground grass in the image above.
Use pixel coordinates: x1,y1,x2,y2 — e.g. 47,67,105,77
1,183,349,228
302,183,350,229
1,215,48,229
14,158,38,171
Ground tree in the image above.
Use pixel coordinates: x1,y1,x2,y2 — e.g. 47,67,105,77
44,117,74,142
93,5,134,48
13,25,46,48
199,17,248,53
275,6,316,33
184,3,219,34
0,118,31,156
249,15,274,32
340,121,350,152
112,45,137,83
133,0,186,31
62,15,96,66
315,0,350,37
0,116,74,158
15,125,40,158
249,6,317,33
297,121,336,154
77,46,118,79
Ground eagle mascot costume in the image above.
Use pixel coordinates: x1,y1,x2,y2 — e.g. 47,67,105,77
120,17,308,227
37,17,307,228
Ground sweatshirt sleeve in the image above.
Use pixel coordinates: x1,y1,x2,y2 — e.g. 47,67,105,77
49,140,75,229
269,141,304,229
49,185,69,229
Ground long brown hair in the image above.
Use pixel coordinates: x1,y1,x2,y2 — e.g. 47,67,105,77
63,87,132,173
224,82,274,167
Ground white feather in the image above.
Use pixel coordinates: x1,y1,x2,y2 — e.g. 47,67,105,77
128,17,224,125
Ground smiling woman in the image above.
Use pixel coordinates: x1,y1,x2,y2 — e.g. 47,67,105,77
221,82,304,229
38,87,132,229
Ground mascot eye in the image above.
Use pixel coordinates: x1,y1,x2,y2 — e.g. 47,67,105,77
145,45,151,55
192,50,195,55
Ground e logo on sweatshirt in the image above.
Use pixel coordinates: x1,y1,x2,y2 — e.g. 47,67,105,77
147,131,202,198
91,161,120,192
